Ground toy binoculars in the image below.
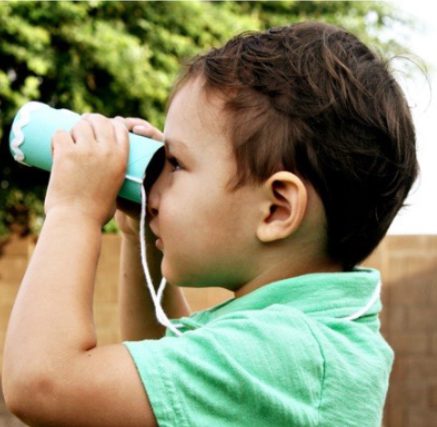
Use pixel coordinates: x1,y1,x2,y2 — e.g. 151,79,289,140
9,102,165,204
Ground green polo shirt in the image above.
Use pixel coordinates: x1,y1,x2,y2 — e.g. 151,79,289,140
124,268,393,426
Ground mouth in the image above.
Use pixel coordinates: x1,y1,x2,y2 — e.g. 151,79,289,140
148,222,160,239
148,222,163,250
155,238,163,251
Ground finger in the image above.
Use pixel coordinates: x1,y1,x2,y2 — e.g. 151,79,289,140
123,118,164,141
113,116,128,131
112,118,130,161
114,209,124,221
133,125,164,142
83,113,116,145
112,117,146,132
123,117,153,131
71,119,96,146
112,116,164,141
52,129,74,156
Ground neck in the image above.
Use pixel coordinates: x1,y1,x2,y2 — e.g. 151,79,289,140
233,255,342,299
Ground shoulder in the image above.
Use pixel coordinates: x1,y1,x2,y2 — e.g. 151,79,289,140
125,307,325,426
208,305,323,348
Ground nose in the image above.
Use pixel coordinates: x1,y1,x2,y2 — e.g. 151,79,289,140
147,174,161,218
147,163,169,219
147,193,159,218
144,147,165,218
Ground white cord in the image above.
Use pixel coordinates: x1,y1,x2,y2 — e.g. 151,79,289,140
139,184,182,336
137,170,376,328
342,280,381,321
125,174,143,184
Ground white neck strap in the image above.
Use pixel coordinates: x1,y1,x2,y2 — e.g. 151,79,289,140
138,180,380,332
341,280,381,321
139,184,182,336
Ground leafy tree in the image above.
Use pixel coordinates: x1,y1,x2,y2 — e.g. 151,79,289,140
0,0,408,236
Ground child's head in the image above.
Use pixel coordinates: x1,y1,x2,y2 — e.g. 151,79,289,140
162,21,418,273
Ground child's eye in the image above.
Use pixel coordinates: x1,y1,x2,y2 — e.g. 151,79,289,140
166,155,182,172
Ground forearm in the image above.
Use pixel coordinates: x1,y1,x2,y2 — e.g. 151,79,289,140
119,233,191,341
3,210,101,384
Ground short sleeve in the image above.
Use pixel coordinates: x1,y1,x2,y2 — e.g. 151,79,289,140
124,308,324,427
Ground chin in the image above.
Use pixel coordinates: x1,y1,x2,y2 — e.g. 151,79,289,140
163,272,207,288
161,260,196,287
162,260,238,289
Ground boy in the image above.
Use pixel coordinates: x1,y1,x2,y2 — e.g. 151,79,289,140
2,22,417,426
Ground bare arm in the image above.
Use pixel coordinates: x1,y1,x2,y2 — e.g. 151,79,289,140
2,115,158,426
116,118,191,341
118,222,191,340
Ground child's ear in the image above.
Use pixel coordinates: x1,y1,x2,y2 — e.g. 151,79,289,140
256,171,308,243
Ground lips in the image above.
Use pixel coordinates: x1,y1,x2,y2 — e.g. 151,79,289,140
148,222,163,250
148,222,160,239
155,238,163,250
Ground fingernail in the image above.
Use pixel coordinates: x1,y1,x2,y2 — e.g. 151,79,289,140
133,125,149,133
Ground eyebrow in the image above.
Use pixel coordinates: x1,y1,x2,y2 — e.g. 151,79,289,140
164,137,189,152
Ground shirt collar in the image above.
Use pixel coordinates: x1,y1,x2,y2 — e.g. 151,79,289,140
202,267,381,321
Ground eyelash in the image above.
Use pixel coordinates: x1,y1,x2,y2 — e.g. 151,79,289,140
166,155,182,172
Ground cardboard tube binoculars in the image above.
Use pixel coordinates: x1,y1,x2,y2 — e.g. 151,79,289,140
9,102,165,204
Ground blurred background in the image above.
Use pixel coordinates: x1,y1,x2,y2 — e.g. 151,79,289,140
0,1,435,426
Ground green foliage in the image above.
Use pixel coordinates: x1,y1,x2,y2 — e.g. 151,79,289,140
0,183,45,236
0,0,408,236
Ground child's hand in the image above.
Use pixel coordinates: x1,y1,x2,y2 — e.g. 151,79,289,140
45,114,129,227
120,117,165,142
115,117,164,239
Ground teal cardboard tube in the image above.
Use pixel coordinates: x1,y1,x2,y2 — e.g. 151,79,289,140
9,102,164,204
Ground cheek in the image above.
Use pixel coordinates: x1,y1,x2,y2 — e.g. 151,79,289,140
159,190,257,287
159,188,227,246
158,191,200,251
158,173,255,249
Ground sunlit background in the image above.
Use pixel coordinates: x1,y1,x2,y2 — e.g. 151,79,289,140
388,0,437,234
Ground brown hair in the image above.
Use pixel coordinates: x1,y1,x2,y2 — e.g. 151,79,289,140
170,22,418,270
